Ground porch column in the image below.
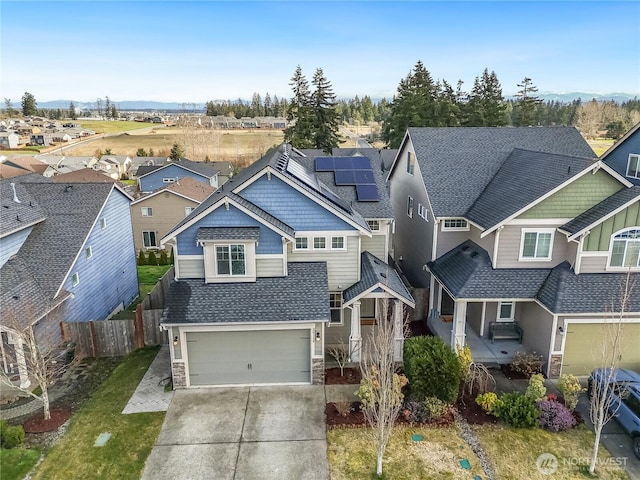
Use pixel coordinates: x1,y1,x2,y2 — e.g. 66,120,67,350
12,334,31,389
436,283,443,318
349,301,362,362
392,300,404,362
428,276,437,318
450,300,467,350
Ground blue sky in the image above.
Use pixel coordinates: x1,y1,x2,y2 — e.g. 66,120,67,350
1,1,639,103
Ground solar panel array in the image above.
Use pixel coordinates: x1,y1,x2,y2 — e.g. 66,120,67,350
285,158,352,212
314,156,380,202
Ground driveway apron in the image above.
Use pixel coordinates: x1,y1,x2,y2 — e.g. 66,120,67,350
141,385,328,480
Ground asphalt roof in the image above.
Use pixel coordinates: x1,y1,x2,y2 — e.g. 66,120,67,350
343,251,414,306
466,148,596,230
137,158,219,179
537,262,640,314
0,179,47,237
405,127,595,218
295,148,394,219
560,186,640,236
134,176,216,204
196,226,260,242
427,240,551,299
160,262,330,324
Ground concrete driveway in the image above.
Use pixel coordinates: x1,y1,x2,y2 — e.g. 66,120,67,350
141,386,328,480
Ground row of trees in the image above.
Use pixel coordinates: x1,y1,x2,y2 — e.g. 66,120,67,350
205,93,290,118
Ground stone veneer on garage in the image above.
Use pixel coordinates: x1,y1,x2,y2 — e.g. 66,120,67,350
549,354,563,378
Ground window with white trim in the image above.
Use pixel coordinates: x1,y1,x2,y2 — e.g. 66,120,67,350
331,236,345,249
313,237,326,249
141,207,153,217
497,302,514,321
417,203,428,221
85,246,92,259
407,196,414,218
185,207,195,216
610,228,640,268
295,237,308,250
367,220,380,231
163,178,176,183
216,244,246,275
71,272,80,287
100,217,107,229
329,292,343,324
143,231,158,248
406,151,415,175
626,154,640,179
520,229,553,260
442,219,469,231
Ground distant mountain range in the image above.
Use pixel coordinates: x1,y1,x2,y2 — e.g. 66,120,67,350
34,92,639,111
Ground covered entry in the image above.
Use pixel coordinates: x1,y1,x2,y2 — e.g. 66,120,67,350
186,329,311,386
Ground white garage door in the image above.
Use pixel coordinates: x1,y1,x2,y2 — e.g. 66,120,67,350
562,322,640,376
186,329,311,386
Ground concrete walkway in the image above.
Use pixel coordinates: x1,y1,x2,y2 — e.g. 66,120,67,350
122,345,174,414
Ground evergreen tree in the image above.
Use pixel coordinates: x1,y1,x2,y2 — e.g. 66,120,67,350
136,148,148,157
311,68,341,153
68,101,77,120
169,143,184,161
137,250,147,266
264,93,272,116
4,98,16,117
251,92,263,116
284,65,315,148
21,92,37,116
147,251,158,266
149,148,155,156
111,104,118,119
159,250,169,266
464,68,507,126
105,96,112,119
514,77,542,126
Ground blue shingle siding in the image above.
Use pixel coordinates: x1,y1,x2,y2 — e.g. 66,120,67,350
240,175,356,231
139,164,208,192
0,227,33,268
63,190,139,321
602,129,640,185
177,204,283,255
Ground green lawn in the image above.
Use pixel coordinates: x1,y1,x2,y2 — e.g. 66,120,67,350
78,120,156,134
31,347,165,480
0,447,41,480
137,265,172,286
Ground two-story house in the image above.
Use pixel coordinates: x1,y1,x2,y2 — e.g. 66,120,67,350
130,176,216,253
388,127,639,377
601,121,640,185
137,158,220,193
0,178,139,387
160,144,414,388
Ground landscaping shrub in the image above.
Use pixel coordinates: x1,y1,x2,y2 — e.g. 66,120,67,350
404,336,462,403
525,373,547,402
401,401,425,424
159,250,169,266
147,251,158,266
475,392,502,415
493,392,539,428
537,399,577,431
557,374,584,411
137,250,147,266
510,351,543,377
0,423,25,449
169,248,175,265
423,396,448,421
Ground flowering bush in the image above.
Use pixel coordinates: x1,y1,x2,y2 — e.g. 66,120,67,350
557,374,584,411
525,373,547,402
537,399,577,431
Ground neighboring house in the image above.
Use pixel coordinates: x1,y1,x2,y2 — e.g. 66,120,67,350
208,161,235,186
0,132,20,149
37,155,99,178
387,127,640,377
30,133,54,147
51,169,117,184
98,155,132,179
130,177,215,253
0,179,139,387
51,132,72,143
137,158,219,192
601,122,640,186
129,156,170,178
160,144,414,388
0,156,48,178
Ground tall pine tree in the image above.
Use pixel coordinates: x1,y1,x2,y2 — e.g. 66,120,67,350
514,77,542,126
464,68,507,126
284,65,315,149
311,68,340,153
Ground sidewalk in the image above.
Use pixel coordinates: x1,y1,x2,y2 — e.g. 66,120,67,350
122,345,174,414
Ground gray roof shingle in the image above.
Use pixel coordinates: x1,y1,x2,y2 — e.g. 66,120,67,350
138,158,219,179
196,226,260,242
161,262,330,324
560,186,640,236
466,149,597,229
0,179,47,237
343,252,414,305
407,127,595,218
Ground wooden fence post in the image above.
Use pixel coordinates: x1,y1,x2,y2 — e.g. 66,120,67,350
89,321,98,357
134,304,145,349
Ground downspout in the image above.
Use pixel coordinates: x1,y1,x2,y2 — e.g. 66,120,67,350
492,226,504,269
574,231,589,275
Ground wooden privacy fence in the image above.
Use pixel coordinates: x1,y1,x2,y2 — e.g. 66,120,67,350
61,267,173,357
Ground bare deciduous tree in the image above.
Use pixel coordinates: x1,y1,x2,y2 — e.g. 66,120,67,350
589,270,635,475
327,339,349,377
357,299,407,477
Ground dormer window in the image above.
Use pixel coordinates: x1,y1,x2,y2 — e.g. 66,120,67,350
626,154,640,179
610,228,640,268
216,245,246,275
198,227,258,283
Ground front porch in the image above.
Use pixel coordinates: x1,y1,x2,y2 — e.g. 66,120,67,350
427,315,521,365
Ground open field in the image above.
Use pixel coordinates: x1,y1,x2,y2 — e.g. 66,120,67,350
78,121,156,134
587,138,615,156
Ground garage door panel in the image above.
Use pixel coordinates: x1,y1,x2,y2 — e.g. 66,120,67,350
186,330,310,386
562,323,640,376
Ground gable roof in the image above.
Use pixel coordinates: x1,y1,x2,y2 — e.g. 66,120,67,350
600,122,640,160
132,176,216,205
343,251,414,307
51,169,117,183
559,186,640,239
137,158,219,179
2,156,48,175
196,226,260,242
466,148,597,231
161,262,330,324
395,127,595,218
0,179,47,238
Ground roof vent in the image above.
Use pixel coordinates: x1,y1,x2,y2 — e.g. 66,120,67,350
380,272,387,279
65,185,73,192
9,182,21,203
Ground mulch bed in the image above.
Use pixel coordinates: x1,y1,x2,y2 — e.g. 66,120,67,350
325,367,362,385
407,320,434,337
456,393,498,425
326,401,455,429
23,406,71,433
499,364,536,380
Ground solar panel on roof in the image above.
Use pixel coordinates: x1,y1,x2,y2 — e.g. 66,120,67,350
335,170,356,185
356,184,380,202
351,157,372,169
314,157,335,171
286,158,318,189
333,158,353,170
354,170,375,184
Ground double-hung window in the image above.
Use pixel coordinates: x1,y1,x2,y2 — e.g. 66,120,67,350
331,236,345,249
626,154,640,179
141,207,153,217
610,229,640,268
497,302,515,322
520,229,553,260
216,244,246,275
313,237,326,249
329,292,343,324
295,237,308,250
367,220,380,231
143,231,157,248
